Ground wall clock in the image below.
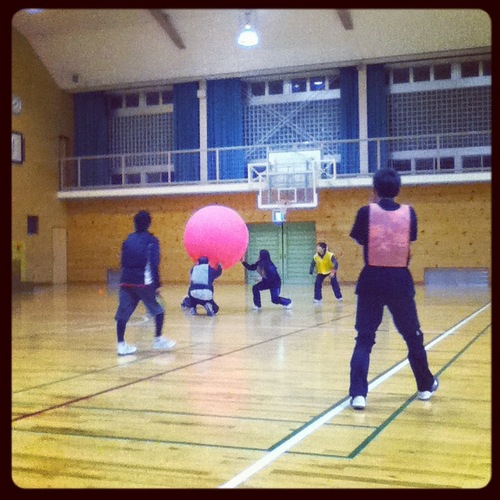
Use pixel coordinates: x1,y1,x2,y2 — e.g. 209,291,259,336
12,95,22,116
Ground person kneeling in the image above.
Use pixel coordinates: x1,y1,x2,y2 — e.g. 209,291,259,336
181,256,222,316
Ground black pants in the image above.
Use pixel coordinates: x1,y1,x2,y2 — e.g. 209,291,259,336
252,280,291,307
314,273,342,300
182,295,219,314
349,292,434,398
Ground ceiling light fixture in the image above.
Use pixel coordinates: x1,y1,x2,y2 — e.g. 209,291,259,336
237,11,259,47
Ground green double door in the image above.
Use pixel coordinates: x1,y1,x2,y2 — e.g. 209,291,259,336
245,222,316,284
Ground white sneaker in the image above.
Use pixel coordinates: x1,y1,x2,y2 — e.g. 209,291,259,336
418,377,439,400
117,341,137,356
351,396,366,410
313,299,322,304
252,304,261,310
152,337,176,350
337,297,343,303
284,301,292,309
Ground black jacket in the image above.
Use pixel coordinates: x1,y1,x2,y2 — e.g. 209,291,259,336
120,231,161,288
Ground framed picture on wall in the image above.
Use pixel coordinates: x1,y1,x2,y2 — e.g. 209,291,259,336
12,131,24,164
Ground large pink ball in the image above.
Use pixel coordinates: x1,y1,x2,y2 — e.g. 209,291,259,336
183,205,249,270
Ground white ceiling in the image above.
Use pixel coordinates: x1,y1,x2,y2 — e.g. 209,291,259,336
12,8,491,92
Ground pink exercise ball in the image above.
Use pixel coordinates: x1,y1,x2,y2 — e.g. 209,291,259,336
183,205,249,270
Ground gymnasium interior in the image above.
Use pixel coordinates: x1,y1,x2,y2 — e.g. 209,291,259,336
11,9,491,489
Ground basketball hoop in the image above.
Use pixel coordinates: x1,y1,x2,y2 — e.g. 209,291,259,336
256,150,319,210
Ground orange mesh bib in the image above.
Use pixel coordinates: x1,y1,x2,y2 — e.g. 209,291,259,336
368,203,410,267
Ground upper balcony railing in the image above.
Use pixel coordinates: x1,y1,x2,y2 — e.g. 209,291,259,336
58,131,491,194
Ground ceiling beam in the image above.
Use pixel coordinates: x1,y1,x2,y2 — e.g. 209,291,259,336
336,9,353,30
148,9,186,49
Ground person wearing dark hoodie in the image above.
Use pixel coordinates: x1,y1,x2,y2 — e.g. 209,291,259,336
181,256,222,316
241,249,292,310
114,210,176,355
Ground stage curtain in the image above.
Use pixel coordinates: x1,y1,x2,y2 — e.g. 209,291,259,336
173,82,200,181
74,92,110,186
367,64,388,172
339,66,360,174
207,79,245,180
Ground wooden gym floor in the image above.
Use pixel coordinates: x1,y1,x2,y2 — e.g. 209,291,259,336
11,282,491,489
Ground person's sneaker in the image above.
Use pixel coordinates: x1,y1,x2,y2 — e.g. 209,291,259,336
204,303,215,316
284,301,293,309
189,307,196,315
418,377,439,400
117,341,137,356
337,297,343,303
152,337,176,351
252,304,261,310
313,299,322,304
350,396,366,410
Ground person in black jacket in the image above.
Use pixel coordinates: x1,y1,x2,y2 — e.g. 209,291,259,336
114,210,176,355
348,168,438,410
241,249,292,310
181,256,222,316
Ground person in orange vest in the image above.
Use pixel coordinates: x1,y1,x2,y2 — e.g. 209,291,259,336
348,167,438,410
309,242,343,304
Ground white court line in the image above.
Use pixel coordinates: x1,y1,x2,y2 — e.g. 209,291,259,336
69,315,150,333
219,302,491,489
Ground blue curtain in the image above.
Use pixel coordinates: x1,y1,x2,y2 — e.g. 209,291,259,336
173,82,200,182
339,67,359,173
74,92,110,186
367,64,388,172
207,79,244,180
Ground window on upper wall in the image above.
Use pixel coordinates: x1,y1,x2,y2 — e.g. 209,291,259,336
439,157,455,170
268,80,284,95
434,64,452,80
388,57,490,93
415,158,435,171
462,154,491,170
391,159,411,172
392,68,410,84
291,78,307,93
146,92,160,106
162,90,173,104
245,70,340,104
125,93,140,108
413,66,431,82
461,61,480,78
250,82,266,96
310,76,325,91
109,95,123,110
107,88,173,113
328,74,340,89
